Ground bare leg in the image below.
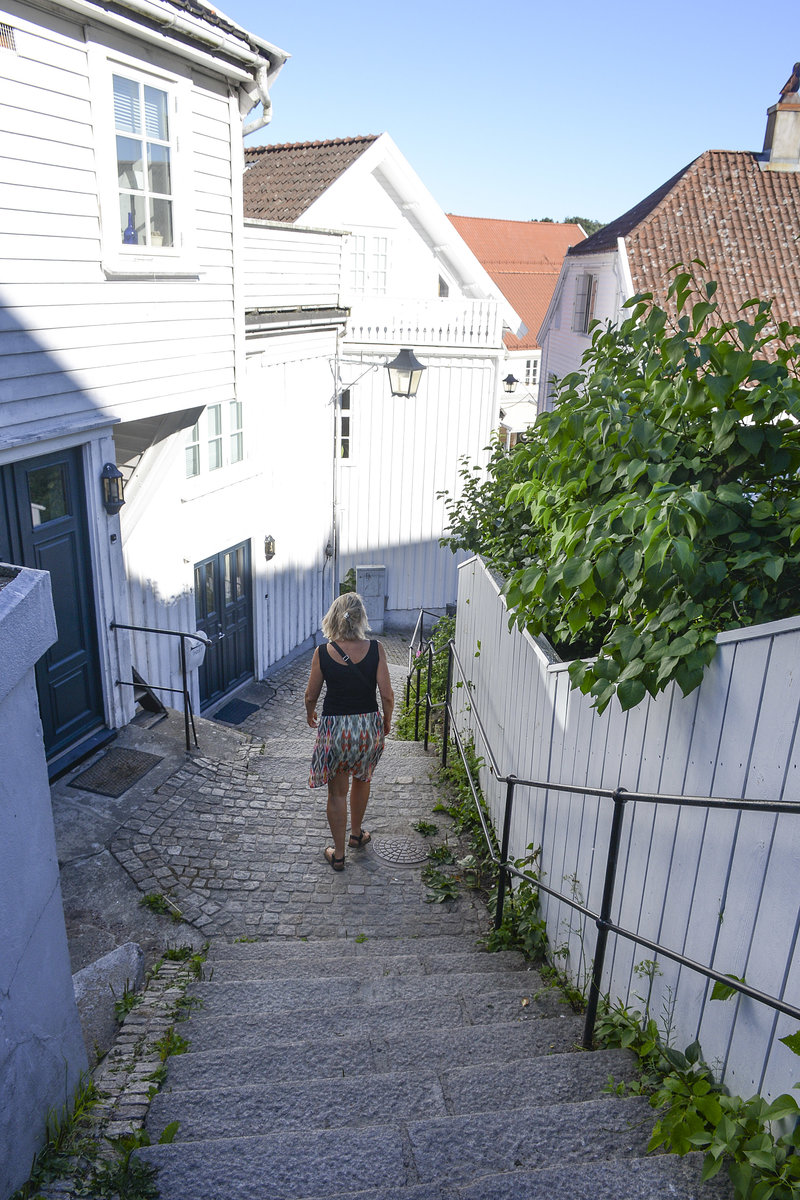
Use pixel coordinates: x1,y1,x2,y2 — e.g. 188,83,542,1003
326,771,350,862
349,777,371,841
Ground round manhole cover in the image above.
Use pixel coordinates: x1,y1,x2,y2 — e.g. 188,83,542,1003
371,835,429,865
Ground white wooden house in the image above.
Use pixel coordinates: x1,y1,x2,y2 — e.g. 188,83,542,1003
242,134,524,629
538,73,800,406
0,0,298,769
447,214,585,437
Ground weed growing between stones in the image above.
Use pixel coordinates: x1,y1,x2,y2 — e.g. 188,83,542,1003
10,945,207,1199
139,892,183,923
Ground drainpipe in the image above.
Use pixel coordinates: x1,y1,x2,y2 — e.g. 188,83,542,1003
242,65,275,136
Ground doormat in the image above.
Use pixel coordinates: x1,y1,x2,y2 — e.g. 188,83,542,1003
213,699,260,725
69,748,163,798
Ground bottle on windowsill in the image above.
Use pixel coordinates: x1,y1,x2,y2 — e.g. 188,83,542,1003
123,212,138,244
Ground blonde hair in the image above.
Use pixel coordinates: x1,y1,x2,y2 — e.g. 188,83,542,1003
322,592,370,641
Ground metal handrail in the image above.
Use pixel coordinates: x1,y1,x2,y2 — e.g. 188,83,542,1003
110,621,211,753
404,616,800,1051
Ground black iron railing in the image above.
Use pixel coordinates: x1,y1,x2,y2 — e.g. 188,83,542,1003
110,621,211,753
405,617,800,1051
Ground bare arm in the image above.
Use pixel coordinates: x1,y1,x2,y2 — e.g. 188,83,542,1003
377,642,394,734
304,648,324,728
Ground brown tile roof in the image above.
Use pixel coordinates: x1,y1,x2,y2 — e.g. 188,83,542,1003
243,136,379,223
448,215,585,349
570,150,800,326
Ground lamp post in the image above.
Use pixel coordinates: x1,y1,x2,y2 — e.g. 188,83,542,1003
386,347,426,398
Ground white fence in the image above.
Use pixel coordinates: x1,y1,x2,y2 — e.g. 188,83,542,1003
347,297,504,350
453,555,800,1102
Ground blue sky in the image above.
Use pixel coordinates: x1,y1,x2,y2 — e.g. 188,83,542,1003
222,0,798,225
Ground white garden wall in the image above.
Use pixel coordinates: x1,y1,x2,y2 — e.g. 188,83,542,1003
454,555,800,1101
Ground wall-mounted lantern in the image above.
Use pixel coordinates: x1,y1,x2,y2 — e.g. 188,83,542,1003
100,463,125,515
502,374,519,394
386,347,426,398
264,534,276,561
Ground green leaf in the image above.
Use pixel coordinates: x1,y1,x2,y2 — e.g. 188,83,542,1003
711,974,746,1002
617,678,647,710
779,1029,800,1057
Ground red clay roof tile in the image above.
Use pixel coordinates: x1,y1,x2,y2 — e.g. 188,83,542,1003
448,214,585,348
243,136,379,223
571,150,800,326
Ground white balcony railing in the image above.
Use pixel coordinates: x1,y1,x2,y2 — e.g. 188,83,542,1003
345,297,504,350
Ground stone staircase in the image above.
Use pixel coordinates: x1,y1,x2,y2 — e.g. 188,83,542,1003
139,934,731,1199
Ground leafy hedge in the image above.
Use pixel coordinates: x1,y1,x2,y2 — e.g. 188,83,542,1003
441,269,800,710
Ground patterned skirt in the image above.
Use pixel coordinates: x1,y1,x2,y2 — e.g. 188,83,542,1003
309,711,385,788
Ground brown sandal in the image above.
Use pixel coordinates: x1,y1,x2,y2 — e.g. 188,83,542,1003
348,830,371,848
324,847,345,871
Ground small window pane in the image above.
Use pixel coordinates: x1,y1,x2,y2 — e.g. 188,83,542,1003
150,197,173,247
204,562,216,616
117,136,144,190
28,465,68,526
208,405,222,436
208,440,222,471
185,445,199,477
144,85,169,140
119,194,145,244
230,432,243,463
113,75,140,134
147,144,171,196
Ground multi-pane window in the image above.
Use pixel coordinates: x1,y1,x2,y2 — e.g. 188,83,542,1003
339,389,351,459
229,401,243,464
207,405,223,471
114,73,174,248
573,272,598,334
185,421,200,478
524,358,539,387
185,404,244,478
350,234,388,294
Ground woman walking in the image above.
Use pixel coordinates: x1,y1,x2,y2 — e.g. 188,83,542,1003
305,593,394,870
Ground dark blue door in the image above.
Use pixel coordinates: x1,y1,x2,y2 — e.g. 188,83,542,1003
194,540,253,708
0,448,106,769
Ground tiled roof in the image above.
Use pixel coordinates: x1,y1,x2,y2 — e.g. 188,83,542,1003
448,215,585,349
571,150,800,326
243,136,379,223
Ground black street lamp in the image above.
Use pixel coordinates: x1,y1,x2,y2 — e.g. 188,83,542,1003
502,374,519,394
386,347,426,398
100,463,125,515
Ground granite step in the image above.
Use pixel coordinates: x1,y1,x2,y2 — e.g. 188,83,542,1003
187,967,560,1016
203,946,531,979
139,1096,657,1199
160,1014,584,1089
146,1048,637,1142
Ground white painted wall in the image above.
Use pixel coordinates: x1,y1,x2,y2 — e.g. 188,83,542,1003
0,566,87,1198
243,221,344,310
454,556,800,1102
538,250,626,408
0,0,244,444
337,354,498,621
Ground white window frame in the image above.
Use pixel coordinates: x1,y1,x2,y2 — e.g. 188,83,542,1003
348,230,389,296
572,272,598,335
89,44,198,278
338,388,354,463
184,402,246,479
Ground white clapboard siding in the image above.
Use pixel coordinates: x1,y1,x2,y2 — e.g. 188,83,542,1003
0,1,243,442
454,556,800,1101
243,222,344,311
337,356,496,614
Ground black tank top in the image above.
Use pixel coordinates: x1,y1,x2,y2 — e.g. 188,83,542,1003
319,641,380,716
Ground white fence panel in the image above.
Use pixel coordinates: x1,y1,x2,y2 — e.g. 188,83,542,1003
453,555,800,1100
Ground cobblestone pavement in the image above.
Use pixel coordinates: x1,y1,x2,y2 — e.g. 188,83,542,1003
110,641,487,943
